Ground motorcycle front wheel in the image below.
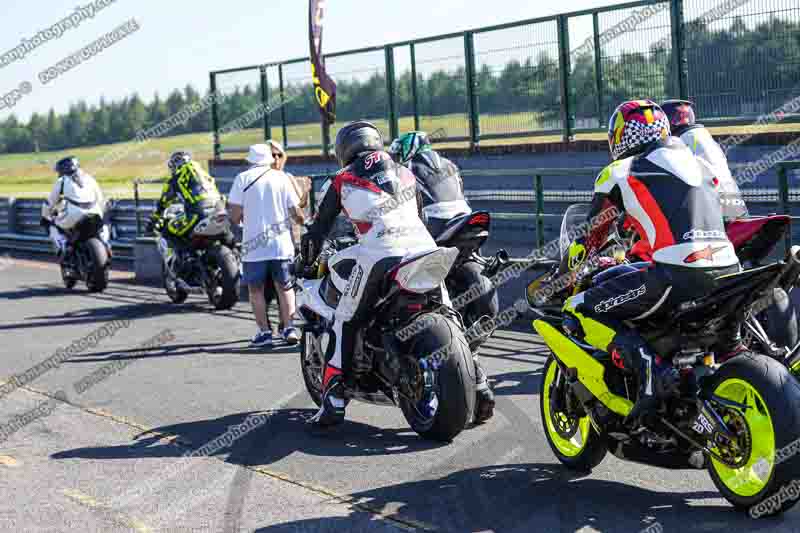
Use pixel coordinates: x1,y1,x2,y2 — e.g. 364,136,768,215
540,355,607,471
163,261,188,304
300,327,324,407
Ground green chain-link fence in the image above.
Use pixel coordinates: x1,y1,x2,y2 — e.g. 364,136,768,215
210,0,800,157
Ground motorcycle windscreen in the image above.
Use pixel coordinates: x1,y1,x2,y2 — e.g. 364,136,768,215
559,203,592,259
392,247,459,294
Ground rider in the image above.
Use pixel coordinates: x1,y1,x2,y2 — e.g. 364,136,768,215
41,156,110,257
389,131,472,239
390,130,495,422
301,121,442,427
563,100,741,423
660,99,748,223
146,151,226,276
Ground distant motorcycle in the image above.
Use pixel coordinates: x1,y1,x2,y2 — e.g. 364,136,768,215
155,203,240,310
49,196,112,293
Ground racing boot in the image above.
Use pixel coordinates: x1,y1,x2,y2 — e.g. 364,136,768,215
473,359,495,424
309,365,347,427
609,332,678,425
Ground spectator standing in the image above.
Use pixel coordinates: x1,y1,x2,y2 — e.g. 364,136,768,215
267,139,311,247
228,144,304,347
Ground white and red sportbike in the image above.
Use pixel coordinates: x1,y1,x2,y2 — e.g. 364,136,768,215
294,237,477,441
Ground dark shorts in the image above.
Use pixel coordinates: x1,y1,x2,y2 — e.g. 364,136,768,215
242,259,293,289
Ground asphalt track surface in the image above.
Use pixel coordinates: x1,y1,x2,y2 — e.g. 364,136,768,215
1,256,800,533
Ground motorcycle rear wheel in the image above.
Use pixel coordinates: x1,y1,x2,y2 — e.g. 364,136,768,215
706,353,800,516
399,313,475,442
84,238,109,293
209,245,240,310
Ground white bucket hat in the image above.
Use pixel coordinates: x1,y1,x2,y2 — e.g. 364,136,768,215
246,144,274,166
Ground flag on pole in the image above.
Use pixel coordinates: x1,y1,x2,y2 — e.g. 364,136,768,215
309,0,336,125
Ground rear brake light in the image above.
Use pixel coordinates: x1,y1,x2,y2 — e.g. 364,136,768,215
407,303,423,312
468,213,490,226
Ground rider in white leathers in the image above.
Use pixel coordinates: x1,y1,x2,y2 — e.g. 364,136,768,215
301,121,441,427
41,157,110,257
660,100,748,223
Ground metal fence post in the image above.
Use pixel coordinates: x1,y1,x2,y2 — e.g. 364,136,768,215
385,45,399,141
278,63,289,148
134,180,142,237
536,174,545,249
557,16,574,142
464,32,480,150
779,164,791,253
7,197,17,234
210,72,220,159
593,13,604,127
670,0,689,100
410,42,420,131
259,65,271,142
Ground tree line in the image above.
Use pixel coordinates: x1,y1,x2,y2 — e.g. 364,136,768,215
1,16,797,154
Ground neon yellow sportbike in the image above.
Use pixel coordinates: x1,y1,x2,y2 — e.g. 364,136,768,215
534,245,800,516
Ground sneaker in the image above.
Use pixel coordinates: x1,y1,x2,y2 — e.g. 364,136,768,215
282,327,300,346
250,329,273,347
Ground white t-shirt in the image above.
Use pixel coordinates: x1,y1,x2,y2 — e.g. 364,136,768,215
228,165,299,262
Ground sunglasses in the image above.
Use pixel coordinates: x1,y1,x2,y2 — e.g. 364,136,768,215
272,152,284,159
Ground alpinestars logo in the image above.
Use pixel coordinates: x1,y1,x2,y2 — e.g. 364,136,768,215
683,229,726,241
594,284,646,313
683,245,727,264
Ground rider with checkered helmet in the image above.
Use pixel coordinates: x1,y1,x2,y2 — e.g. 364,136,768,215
562,100,742,424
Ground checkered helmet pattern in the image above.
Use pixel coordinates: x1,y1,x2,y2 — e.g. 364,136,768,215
608,100,671,160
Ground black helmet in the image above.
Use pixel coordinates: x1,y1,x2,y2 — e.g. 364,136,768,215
660,99,696,136
55,156,79,176
168,151,192,174
334,121,383,167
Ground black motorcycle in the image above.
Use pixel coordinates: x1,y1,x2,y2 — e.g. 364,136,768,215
431,210,513,351
155,204,240,310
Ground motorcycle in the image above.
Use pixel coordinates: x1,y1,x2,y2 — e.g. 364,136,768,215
47,196,112,293
527,203,800,374
430,210,514,351
534,244,800,515
294,236,476,441
155,202,240,310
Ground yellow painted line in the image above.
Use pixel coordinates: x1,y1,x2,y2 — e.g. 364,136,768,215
19,385,437,531
0,455,19,467
62,488,153,533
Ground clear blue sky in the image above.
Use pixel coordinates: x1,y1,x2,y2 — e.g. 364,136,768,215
0,0,630,121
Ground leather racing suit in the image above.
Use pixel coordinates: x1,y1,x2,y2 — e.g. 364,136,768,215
680,124,748,223
43,171,110,255
407,150,472,239
306,151,439,401
563,137,740,417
